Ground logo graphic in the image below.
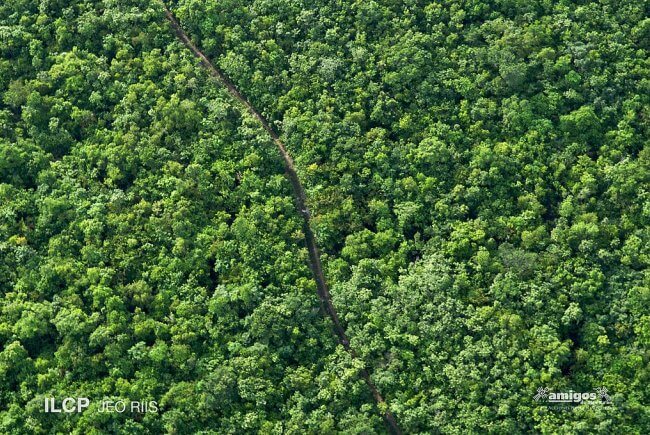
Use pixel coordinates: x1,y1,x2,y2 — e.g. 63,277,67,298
533,386,612,406
533,387,549,401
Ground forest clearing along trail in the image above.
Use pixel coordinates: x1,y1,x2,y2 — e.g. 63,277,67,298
160,4,402,434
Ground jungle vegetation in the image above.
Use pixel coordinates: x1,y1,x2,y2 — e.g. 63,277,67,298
0,0,648,433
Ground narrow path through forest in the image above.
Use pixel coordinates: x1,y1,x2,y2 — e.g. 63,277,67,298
160,3,402,434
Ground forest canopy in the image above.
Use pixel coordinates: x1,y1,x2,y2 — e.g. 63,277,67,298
0,0,648,433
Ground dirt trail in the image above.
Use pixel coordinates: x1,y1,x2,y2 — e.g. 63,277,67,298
160,4,401,434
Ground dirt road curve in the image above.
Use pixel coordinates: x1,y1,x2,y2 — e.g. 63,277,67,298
160,3,402,433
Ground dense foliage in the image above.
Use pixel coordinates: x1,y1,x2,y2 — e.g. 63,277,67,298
1,0,648,433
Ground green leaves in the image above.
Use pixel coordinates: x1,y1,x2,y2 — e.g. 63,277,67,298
1,0,648,432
